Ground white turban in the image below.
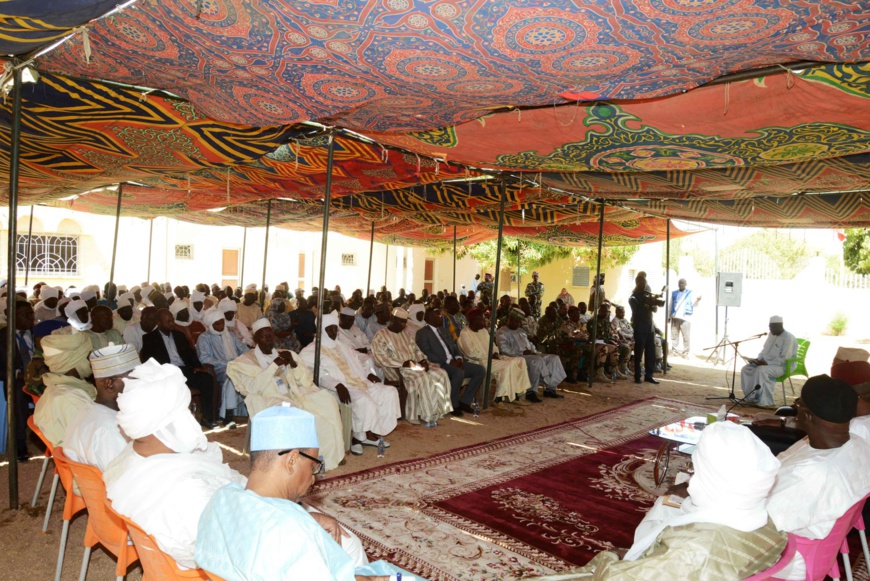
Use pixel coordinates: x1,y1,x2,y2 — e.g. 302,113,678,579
322,311,339,328
769,315,783,324
190,290,206,304
203,309,225,334
407,304,425,328
42,333,93,378
117,293,135,308
624,421,780,561
80,289,97,302
40,286,59,301
140,285,154,306
83,284,99,293
65,299,92,331
169,301,190,327
251,318,271,334
245,284,257,294
340,307,356,317
117,285,128,293
130,285,141,294
116,359,207,453
218,298,237,313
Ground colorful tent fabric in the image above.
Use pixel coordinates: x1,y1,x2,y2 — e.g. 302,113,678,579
0,1,118,55
36,1,870,131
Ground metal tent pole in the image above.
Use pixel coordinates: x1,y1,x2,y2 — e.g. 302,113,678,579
516,239,521,301
260,200,272,308
23,205,33,286
664,220,670,376
6,66,23,509
312,132,335,385
240,227,247,287
483,175,508,409
384,244,389,289
108,184,123,288
366,221,375,297
453,225,457,293
587,202,606,389
146,219,153,281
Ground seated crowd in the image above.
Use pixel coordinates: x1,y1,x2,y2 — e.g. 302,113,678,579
4,278,866,579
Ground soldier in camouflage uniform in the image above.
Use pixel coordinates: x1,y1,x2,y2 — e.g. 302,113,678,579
477,273,494,304
560,307,592,382
535,306,563,354
590,303,630,381
525,271,545,318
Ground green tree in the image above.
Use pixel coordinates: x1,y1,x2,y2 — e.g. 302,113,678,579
843,228,870,274
464,238,638,274
662,238,714,277
721,230,817,279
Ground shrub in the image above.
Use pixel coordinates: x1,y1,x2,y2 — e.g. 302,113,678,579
826,312,848,336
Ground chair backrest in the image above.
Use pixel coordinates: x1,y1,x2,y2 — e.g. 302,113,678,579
50,445,87,519
742,533,797,580
56,448,134,558
108,502,208,580
27,415,53,458
792,339,810,374
23,385,40,406
786,493,869,581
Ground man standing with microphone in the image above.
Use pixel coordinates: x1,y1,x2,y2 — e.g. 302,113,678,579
628,274,661,385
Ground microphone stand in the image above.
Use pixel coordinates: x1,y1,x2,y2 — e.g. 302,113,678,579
726,385,761,415
706,332,767,403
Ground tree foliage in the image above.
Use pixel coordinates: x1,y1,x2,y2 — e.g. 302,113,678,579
465,238,639,274
720,230,816,279
662,238,715,277
843,228,870,274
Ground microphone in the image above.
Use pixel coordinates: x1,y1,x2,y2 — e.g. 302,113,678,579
727,385,760,415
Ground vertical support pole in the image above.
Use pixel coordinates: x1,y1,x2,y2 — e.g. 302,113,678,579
146,218,154,282
260,200,272,309
664,220,670,376
366,221,375,297
516,239,521,301
23,205,33,286
483,175,508,408
312,132,335,385
108,184,123,288
6,66,23,509
240,227,247,288
587,202,606,389
714,226,720,362
452,225,457,293
384,244,389,289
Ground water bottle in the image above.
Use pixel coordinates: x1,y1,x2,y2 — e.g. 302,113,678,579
377,437,385,458
473,401,480,418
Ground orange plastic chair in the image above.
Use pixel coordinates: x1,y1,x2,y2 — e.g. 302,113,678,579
50,446,89,581
27,415,59,531
54,448,140,581
107,501,209,581
204,573,226,581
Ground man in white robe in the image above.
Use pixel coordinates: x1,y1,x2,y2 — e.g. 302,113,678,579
740,316,798,406
196,309,249,422
496,308,566,402
219,297,254,348
371,308,452,425
64,344,138,471
540,421,784,580
337,307,384,382
122,306,158,353
765,375,870,580
236,284,264,330
34,333,96,446
195,406,412,580
459,308,530,404
300,312,400,456
104,360,246,570
189,290,206,323
226,319,345,471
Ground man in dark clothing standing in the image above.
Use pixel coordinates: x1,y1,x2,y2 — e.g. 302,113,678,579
628,275,660,385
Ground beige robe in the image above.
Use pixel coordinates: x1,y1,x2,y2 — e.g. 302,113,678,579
371,327,452,422
458,327,530,400
83,329,125,350
227,348,344,470
34,374,97,446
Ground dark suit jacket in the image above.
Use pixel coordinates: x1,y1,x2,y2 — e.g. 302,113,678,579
140,329,202,367
416,325,461,366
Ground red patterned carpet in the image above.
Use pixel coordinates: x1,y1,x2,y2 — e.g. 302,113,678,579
308,398,707,581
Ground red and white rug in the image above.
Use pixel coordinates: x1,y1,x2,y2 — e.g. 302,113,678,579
308,398,709,580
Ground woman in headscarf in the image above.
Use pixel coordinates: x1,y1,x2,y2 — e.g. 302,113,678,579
196,310,249,422
267,297,301,353
290,297,317,349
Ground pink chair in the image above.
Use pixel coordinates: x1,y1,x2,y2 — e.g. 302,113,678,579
743,533,797,580
769,494,869,581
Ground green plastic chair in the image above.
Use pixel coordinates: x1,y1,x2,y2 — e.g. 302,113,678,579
777,338,810,405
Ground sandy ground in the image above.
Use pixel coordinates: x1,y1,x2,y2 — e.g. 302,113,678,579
0,336,841,580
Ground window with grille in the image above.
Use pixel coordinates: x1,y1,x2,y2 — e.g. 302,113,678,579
175,244,194,259
341,253,356,266
16,234,79,276
572,266,590,287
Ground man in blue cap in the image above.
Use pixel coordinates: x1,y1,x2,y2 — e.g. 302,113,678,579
196,405,419,580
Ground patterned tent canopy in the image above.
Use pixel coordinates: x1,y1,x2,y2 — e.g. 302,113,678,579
1,2,870,245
